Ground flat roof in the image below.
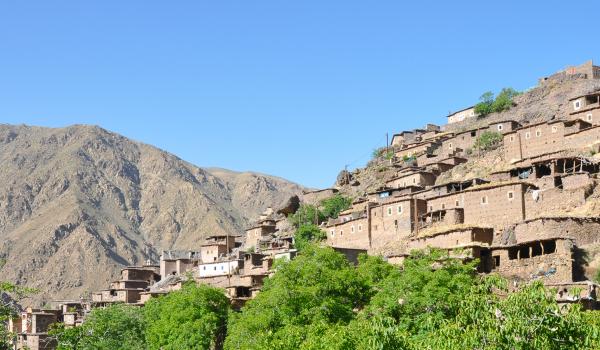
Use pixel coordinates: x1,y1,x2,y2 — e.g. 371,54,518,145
446,105,476,117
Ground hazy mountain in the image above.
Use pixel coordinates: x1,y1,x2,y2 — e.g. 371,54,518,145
0,124,304,304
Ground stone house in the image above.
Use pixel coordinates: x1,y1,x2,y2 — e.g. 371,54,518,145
447,106,477,124
415,178,488,201
202,235,239,262
326,212,370,250
368,186,424,203
408,226,493,251
245,219,277,251
369,197,427,248
384,170,436,189
539,60,600,84
485,238,574,284
417,208,464,230
160,250,201,277
569,92,600,125
394,140,439,160
303,188,339,205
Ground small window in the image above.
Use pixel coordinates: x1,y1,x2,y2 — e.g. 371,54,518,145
441,203,446,209
535,129,542,137
330,230,334,237
481,196,488,205
394,220,398,227
551,126,558,133
587,113,593,122
574,100,581,110
497,124,503,131
471,131,476,137
221,266,224,270
525,132,531,139
412,178,416,184
387,207,392,216
358,225,362,232
214,266,217,271
340,230,343,236
507,191,514,200
397,205,403,214
455,200,460,206
509,135,515,142
203,266,206,270
351,226,355,233
448,143,453,149
429,206,433,211
493,255,500,267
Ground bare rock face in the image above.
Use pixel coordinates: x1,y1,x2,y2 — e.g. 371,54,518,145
276,195,300,216
0,124,305,305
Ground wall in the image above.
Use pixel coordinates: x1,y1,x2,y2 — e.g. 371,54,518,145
503,122,565,162
385,172,436,188
369,198,427,248
513,217,600,246
489,239,573,284
201,244,229,263
326,216,370,249
198,260,241,278
524,187,587,220
463,184,527,230
447,107,476,124
408,228,493,251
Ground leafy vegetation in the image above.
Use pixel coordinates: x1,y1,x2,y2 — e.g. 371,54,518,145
475,88,520,116
372,148,394,161
225,246,600,349
293,224,327,251
50,283,230,350
288,194,352,228
473,131,503,152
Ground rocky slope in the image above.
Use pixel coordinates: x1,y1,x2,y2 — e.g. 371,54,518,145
0,124,304,305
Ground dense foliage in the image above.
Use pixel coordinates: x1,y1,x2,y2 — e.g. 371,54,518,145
473,131,503,152
293,224,327,251
225,246,600,349
319,195,352,220
475,88,520,116
50,283,230,350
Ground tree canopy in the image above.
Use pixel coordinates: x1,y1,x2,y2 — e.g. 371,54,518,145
475,88,520,116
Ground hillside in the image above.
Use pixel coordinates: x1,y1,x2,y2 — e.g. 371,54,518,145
0,124,304,304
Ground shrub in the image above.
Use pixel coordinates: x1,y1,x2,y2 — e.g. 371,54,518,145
294,224,327,251
319,194,352,220
473,131,503,152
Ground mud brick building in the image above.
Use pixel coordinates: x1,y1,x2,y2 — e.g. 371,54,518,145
569,91,600,125
446,106,477,124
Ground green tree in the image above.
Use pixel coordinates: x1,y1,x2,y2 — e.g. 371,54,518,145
224,245,371,350
50,304,146,350
288,204,324,227
474,91,494,115
144,282,230,350
293,224,327,251
319,194,352,220
473,131,503,152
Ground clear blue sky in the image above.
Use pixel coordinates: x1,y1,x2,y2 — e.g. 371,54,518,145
1,1,599,188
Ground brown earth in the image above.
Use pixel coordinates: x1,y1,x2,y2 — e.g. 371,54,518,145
0,124,304,305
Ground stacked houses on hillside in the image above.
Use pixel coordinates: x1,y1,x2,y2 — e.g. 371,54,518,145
7,60,600,349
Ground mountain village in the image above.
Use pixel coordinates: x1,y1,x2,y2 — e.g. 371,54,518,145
8,60,600,349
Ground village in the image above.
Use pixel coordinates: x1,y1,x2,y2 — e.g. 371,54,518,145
7,60,600,350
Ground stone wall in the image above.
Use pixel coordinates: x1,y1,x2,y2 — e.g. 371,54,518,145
326,216,370,250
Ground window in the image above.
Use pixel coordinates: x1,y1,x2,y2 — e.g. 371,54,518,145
455,200,460,206
481,196,488,205
535,129,542,137
507,191,514,200
574,100,581,110
358,225,362,232
429,205,433,211
471,131,476,137
387,207,392,216
394,220,398,227
441,203,446,209
497,124,504,131
509,135,515,142
221,266,224,270
351,226,355,233
412,178,416,184
525,131,531,139
331,230,334,237
214,266,217,270
448,143,453,149
340,230,343,236
493,255,500,267
397,205,403,214
203,266,206,270
374,225,378,231
587,113,593,122
552,126,558,133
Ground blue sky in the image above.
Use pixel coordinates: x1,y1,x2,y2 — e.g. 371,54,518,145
1,1,599,188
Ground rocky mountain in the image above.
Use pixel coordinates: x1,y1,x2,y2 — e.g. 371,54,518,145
0,124,305,304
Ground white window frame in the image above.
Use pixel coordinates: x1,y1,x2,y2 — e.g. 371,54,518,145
387,207,392,216
481,196,488,205
535,129,542,137
525,131,531,139
497,124,503,131
509,135,515,142
397,205,403,214
551,126,558,133
507,191,514,200
351,225,355,233
574,100,581,110
587,113,593,122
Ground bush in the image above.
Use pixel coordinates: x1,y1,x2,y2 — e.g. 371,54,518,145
288,204,324,227
293,224,327,251
473,131,503,152
319,194,352,220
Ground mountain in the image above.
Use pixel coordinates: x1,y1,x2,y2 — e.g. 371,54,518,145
0,124,305,304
